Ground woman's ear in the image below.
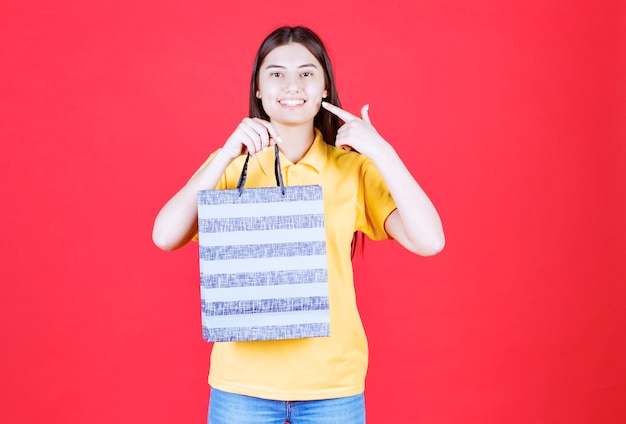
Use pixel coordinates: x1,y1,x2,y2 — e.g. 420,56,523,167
256,90,262,99
322,90,328,99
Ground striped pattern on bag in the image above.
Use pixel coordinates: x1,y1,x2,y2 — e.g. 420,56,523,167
198,185,330,342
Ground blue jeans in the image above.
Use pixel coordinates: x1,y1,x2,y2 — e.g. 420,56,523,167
208,388,366,424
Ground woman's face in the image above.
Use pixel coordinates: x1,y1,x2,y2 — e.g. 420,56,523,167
256,42,327,127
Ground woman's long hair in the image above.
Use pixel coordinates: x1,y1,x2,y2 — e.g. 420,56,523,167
248,26,343,146
249,26,364,257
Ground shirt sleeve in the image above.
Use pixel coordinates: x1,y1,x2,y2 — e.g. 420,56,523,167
355,157,397,240
189,150,228,189
190,150,228,242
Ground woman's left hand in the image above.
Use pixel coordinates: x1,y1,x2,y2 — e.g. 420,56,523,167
322,101,445,256
321,102,389,157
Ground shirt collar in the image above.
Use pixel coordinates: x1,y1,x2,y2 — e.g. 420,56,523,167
255,128,328,176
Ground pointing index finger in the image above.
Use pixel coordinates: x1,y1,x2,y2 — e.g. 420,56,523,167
321,101,357,122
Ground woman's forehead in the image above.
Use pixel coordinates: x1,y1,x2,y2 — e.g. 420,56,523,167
261,43,322,69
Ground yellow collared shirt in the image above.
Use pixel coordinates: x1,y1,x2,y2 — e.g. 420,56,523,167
197,129,397,400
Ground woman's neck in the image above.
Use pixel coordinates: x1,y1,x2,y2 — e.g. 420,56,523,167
271,122,316,164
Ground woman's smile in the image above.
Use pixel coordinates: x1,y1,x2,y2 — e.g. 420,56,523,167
279,98,306,108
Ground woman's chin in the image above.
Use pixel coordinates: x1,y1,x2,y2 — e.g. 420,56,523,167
268,113,317,127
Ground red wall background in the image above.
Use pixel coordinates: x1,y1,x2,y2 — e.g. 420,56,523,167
2,1,625,423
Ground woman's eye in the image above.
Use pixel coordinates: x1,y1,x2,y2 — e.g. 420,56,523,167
270,72,282,78
301,71,312,77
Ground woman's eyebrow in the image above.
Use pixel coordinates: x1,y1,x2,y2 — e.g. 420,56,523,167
264,63,319,69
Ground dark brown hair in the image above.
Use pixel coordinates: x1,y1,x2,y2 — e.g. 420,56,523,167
250,26,364,256
249,26,342,146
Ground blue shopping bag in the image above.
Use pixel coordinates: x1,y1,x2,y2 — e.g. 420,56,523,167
197,145,330,342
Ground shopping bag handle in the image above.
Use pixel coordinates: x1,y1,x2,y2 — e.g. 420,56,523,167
236,144,285,196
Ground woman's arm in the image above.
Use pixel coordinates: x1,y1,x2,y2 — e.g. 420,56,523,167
322,102,445,256
152,149,233,251
152,118,281,251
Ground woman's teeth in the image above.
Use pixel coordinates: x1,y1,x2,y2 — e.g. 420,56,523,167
280,99,305,106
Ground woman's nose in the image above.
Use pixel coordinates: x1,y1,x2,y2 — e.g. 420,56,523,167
284,77,301,92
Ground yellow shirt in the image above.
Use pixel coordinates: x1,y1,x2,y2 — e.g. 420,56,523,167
198,129,396,400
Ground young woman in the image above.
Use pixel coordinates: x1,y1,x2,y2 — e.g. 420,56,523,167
152,26,445,424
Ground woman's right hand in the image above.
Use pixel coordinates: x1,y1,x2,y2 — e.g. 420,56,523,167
222,118,282,159
152,118,281,251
